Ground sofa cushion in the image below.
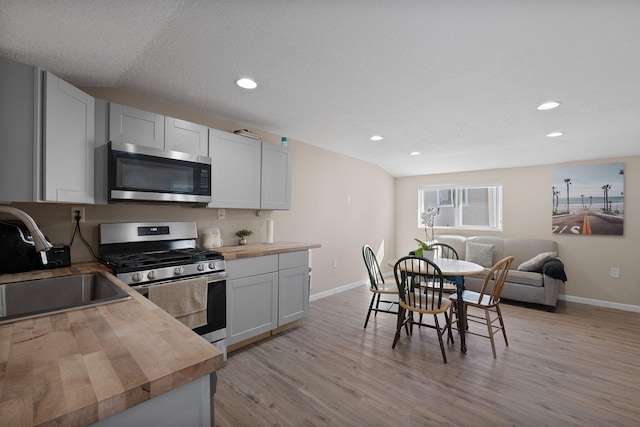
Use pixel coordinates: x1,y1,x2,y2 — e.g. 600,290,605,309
465,242,494,268
506,270,544,287
517,251,558,272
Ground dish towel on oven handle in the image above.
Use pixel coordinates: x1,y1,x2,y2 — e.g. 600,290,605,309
148,277,208,329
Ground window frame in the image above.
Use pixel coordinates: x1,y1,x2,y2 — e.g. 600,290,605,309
418,183,503,231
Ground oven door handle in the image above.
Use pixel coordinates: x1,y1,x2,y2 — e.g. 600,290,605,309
133,272,226,295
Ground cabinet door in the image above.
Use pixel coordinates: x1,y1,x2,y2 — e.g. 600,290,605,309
0,57,39,202
208,129,261,209
164,117,208,156
278,266,309,325
227,272,278,344
261,142,291,210
109,103,164,149
42,72,95,203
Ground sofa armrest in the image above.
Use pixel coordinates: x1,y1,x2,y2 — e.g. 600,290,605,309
542,275,560,310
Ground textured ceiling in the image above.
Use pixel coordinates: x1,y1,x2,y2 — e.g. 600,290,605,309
2,0,640,177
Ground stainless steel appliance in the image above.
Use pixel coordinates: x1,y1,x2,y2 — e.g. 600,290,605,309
107,142,212,204
99,221,226,358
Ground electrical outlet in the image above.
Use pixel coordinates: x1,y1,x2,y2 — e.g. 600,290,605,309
610,267,620,278
218,209,226,220
71,207,85,223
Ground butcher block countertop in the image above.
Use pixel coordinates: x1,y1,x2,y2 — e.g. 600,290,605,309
0,262,224,427
219,241,321,260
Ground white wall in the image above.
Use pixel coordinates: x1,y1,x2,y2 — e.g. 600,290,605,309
395,157,640,309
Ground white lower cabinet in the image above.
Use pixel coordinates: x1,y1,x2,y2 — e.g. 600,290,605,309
226,255,278,345
278,251,310,325
226,251,310,345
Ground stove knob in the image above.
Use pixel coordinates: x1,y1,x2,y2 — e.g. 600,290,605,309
197,264,206,271
147,271,157,280
174,266,185,275
132,272,143,282
208,262,217,270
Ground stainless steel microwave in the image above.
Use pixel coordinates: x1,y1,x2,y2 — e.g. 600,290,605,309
106,142,212,204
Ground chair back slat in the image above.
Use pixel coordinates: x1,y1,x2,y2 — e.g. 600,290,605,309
431,243,459,260
362,245,385,290
394,256,446,311
477,256,515,305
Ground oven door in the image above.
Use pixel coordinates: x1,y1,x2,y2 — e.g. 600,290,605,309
108,142,212,203
134,273,227,358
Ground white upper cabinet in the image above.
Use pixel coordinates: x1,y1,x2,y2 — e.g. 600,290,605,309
261,142,291,210
165,117,208,156
0,57,39,202
43,72,95,203
208,128,261,209
0,57,95,203
109,103,164,149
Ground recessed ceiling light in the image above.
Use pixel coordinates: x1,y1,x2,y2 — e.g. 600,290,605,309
537,101,561,111
370,135,383,141
546,132,564,137
410,151,420,156
237,78,257,89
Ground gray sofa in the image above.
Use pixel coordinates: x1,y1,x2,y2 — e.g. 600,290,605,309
436,235,565,312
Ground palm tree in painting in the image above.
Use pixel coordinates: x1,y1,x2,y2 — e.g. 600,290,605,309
564,178,571,214
602,184,611,212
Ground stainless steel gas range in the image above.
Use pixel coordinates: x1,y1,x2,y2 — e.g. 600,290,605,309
99,221,227,359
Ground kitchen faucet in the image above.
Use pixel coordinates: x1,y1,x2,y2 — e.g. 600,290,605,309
0,205,53,265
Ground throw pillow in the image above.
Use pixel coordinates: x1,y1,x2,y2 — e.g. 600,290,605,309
517,251,558,272
465,242,494,268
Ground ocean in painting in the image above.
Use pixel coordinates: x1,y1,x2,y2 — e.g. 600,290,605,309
553,196,624,215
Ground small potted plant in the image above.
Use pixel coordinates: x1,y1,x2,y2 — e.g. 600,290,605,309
414,207,440,260
235,229,253,245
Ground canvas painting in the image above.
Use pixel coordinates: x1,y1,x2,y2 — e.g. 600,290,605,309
552,163,624,235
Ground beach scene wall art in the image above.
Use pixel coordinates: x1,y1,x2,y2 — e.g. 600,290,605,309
552,162,624,235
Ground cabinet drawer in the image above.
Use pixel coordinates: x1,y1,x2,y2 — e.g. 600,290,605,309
279,251,309,270
226,254,278,279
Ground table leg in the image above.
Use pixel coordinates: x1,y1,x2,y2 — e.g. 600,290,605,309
455,276,467,353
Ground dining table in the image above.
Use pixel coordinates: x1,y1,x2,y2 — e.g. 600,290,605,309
388,256,485,353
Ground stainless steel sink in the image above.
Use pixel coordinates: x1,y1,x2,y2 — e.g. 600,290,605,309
0,272,131,324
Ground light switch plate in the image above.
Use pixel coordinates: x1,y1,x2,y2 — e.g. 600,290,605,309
610,267,620,278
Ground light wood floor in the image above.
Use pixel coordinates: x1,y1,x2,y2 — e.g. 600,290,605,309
215,285,640,426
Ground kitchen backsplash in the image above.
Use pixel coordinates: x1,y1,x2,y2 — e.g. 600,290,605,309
7,202,277,264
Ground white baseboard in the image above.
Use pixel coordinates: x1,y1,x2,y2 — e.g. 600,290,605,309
558,294,640,313
310,280,640,314
310,280,366,302
309,272,393,302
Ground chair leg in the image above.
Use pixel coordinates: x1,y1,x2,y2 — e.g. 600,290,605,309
364,293,377,328
447,303,456,344
444,310,454,345
496,304,508,346
392,307,405,349
484,308,497,358
374,293,382,317
433,315,448,364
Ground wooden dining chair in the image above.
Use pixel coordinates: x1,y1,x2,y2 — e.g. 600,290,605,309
362,245,398,328
448,256,515,358
429,243,459,293
392,255,452,364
